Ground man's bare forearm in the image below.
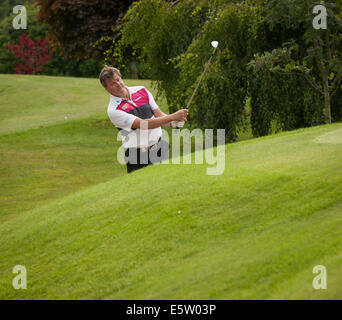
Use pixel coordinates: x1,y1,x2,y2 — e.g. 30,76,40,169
153,109,172,127
159,111,172,127
132,115,174,129
132,109,188,129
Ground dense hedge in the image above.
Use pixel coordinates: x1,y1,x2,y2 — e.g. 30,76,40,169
248,67,324,136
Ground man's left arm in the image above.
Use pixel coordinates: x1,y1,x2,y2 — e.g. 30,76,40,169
153,108,170,125
153,108,167,117
154,108,177,127
145,87,172,127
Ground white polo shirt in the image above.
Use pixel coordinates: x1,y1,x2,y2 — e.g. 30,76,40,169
107,86,162,149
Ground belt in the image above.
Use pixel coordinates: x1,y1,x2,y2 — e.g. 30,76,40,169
125,137,161,152
140,142,157,152
125,138,162,153
139,137,161,153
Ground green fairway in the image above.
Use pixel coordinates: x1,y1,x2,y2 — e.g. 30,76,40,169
0,74,168,223
0,74,342,299
0,74,166,135
0,115,124,223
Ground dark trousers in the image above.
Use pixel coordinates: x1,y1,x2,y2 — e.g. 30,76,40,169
125,138,169,174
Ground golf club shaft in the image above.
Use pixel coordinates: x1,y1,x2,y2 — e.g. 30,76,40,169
176,46,218,128
186,49,217,109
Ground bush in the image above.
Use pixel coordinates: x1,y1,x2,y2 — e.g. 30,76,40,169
0,2,104,77
248,65,324,137
5,33,53,74
0,2,46,73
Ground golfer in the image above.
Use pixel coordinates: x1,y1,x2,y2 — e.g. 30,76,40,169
99,66,188,173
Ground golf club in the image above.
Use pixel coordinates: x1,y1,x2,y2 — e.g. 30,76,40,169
175,40,219,128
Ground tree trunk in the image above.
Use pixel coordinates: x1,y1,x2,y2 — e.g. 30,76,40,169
322,73,332,124
313,38,332,124
324,91,332,124
129,62,138,79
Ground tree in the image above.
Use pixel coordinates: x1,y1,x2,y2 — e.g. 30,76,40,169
35,0,135,59
106,0,342,140
249,0,342,124
0,2,104,77
5,33,53,74
115,0,260,141
0,1,48,74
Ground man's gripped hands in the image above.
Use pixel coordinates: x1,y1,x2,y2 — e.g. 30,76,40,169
172,109,188,122
170,109,188,128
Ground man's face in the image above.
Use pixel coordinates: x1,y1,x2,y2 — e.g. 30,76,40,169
104,73,127,97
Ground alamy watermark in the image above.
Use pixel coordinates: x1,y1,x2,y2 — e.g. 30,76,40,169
10,4,328,31
313,4,328,30
117,127,226,176
12,265,27,290
12,5,27,30
312,265,327,290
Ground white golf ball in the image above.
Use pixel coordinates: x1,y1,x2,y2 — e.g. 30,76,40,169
211,41,218,48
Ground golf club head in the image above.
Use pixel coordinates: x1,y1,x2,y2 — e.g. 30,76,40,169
211,41,219,49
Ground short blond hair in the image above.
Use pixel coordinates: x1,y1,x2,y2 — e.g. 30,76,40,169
99,66,122,87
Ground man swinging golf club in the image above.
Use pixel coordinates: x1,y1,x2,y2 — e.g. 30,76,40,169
99,65,188,173
100,41,218,173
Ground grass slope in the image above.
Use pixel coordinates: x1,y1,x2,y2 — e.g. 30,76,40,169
0,74,166,135
0,74,168,223
0,114,124,222
1,119,342,299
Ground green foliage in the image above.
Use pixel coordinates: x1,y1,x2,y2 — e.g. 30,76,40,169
105,0,342,138
35,0,134,59
41,55,104,78
0,0,11,21
114,0,259,141
0,2,47,73
117,0,214,103
0,2,104,77
247,40,324,135
251,0,342,125
171,3,260,140
248,64,324,136
0,0,34,21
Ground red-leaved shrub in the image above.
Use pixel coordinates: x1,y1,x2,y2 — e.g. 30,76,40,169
5,33,53,74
